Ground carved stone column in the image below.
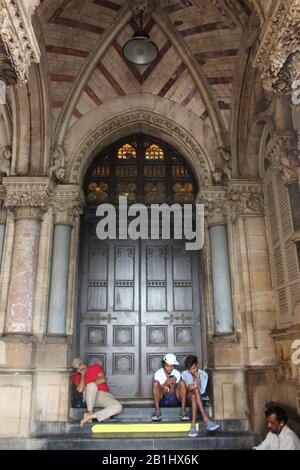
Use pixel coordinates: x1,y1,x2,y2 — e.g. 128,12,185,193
0,0,40,86
47,186,84,335
197,189,234,334
3,177,51,334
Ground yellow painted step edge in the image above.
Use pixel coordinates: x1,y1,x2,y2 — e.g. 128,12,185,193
92,423,198,433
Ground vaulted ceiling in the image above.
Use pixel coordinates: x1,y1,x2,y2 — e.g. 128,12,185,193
37,0,255,139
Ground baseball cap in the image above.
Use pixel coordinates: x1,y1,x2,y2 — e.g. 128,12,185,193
163,353,179,366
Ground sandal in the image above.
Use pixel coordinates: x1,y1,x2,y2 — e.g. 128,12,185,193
180,414,190,421
188,427,198,437
152,411,162,421
205,420,220,432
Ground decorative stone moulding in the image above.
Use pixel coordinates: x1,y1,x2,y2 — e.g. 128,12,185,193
51,185,85,226
2,177,52,219
69,111,211,187
265,130,300,185
252,0,300,97
0,0,40,85
196,180,264,225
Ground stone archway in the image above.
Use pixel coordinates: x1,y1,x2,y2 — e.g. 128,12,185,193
76,132,206,398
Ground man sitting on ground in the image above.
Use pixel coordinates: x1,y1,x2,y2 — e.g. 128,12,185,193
152,353,190,422
253,405,300,450
182,355,220,437
72,358,122,428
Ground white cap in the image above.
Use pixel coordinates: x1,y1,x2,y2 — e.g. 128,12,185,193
163,353,179,366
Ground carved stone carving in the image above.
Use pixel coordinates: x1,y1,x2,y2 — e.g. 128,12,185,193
196,189,227,225
3,177,52,219
0,44,17,85
196,181,264,224
0,0,40,86
252,0,300,97
49,146,68,184
0,145,11,177
265,130,300,185
69,111,211,186
51,184,85,225
212,147,232,186
227,180,264,221
128,0,156,18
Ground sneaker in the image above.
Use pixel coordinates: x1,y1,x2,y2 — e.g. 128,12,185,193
205,420,220,432
189,427,198,437
152,412,162,421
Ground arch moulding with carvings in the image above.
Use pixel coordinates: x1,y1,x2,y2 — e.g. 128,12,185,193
66,110,214,190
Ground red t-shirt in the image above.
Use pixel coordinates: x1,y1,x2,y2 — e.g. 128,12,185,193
72,363,109,392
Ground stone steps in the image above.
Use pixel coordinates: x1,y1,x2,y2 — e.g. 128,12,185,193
0,405,259,450
0,431,259,450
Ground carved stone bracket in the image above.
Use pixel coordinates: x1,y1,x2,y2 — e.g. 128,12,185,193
195,189,227,225
196,180,264,225
227,180,264,222
0,0,40,86
252,0,300,96
51,184,85,226
2,177,52,220
265,130,300,185
128,0,156,18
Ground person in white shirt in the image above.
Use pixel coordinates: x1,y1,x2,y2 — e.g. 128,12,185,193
152,353,189,422
181,355,220,437
254,405,300,450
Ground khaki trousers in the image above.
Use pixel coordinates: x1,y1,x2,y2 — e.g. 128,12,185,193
83,382,123,422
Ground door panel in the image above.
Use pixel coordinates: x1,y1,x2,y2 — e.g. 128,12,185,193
140,240,202,397
80,217,140,397
79,218,202,398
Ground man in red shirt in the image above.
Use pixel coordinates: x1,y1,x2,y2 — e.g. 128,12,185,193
72,358,122,427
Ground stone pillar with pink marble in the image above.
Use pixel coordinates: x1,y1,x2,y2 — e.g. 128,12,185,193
3,178,51,335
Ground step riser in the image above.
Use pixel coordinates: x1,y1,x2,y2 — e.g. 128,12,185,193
70,405,210,421
0,435,258,451
32,418,250,436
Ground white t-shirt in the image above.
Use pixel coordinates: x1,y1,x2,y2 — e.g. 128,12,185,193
154,367,181,385
253,425,300,450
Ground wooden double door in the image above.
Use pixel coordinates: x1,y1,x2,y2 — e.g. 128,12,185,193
79,217,203,398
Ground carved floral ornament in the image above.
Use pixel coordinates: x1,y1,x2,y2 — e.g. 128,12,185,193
196,182,264,222
68,112,211,186
252,0,300,96
0,0,40,86
265,130,300,185
2,179,52,219
51,186,85,225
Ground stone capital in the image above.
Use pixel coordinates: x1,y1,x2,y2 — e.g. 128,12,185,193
265,130,300,185
0,0,40,86
252,0,300,97
2,176,53,220
227,180,265,221
196,189,227,226
51,185,85,226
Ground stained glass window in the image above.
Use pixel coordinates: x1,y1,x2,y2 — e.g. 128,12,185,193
87,182,109,203
117,144,137,160
145,144,164,160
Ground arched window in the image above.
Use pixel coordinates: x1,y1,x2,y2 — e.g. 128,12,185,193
84,135,196,207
